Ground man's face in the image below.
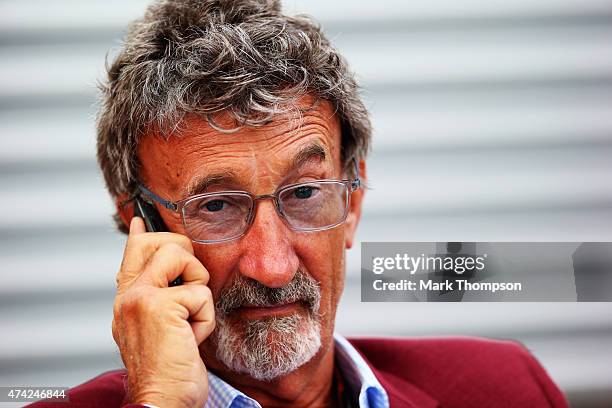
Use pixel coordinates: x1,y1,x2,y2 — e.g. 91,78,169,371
135,97,364,380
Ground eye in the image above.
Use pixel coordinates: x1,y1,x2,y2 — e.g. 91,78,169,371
294,186,314,199
203,199,225,212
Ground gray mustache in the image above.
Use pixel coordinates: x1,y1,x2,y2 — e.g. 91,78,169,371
215,269,321,316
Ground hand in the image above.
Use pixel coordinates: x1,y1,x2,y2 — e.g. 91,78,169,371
112,217,215,408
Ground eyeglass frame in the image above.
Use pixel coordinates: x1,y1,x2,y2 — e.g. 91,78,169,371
136,158,362,244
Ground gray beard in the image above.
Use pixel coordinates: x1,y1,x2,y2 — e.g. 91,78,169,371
212,311,321,381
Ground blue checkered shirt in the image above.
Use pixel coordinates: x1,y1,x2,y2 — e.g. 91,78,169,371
205,333,389,408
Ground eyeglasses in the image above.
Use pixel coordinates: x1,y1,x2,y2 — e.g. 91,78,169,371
137,159,361,244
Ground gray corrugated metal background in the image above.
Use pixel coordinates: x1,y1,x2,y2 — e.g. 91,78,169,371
1,0,612,406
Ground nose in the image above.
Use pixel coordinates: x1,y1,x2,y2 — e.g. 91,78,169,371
237,199,299,288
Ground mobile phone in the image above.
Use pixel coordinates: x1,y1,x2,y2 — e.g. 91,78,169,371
133,196,183,287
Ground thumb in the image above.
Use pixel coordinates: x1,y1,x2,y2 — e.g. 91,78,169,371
130,216,147,235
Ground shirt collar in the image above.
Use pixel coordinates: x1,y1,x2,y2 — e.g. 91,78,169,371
333,333,390,408
206,371,257,408
204,333,389,408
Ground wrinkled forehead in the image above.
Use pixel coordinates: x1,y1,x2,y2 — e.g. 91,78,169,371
137,97,343,198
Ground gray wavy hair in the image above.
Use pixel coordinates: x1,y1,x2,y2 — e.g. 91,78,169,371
96,0,372,232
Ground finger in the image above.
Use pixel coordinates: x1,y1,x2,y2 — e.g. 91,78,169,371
117,232,195,290
166,285,216,344
118,216,148,280
126,231,194,257
130,216,147,235
137,243,210,287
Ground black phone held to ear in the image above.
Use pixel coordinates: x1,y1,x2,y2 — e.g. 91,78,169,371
133,197,184,287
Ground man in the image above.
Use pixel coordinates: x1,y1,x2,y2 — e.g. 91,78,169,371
30,0,568,407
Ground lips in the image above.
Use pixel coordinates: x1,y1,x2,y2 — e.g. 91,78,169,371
236,301,303,319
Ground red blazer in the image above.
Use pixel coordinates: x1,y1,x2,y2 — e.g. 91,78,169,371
28,336,569,407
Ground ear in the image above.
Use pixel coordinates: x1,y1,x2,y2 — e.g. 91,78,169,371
344,160,366,250
116,194,134,231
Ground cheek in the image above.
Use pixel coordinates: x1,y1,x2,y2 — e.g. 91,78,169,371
294,227,345,305
192,244,240,299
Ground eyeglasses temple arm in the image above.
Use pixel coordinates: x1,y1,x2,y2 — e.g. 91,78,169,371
137,184,178,211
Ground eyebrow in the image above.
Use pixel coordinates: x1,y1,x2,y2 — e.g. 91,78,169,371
183,142,329,197
184,171,239,197
290,143,328,172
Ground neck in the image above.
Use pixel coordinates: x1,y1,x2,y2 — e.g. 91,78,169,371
205,335,337,407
